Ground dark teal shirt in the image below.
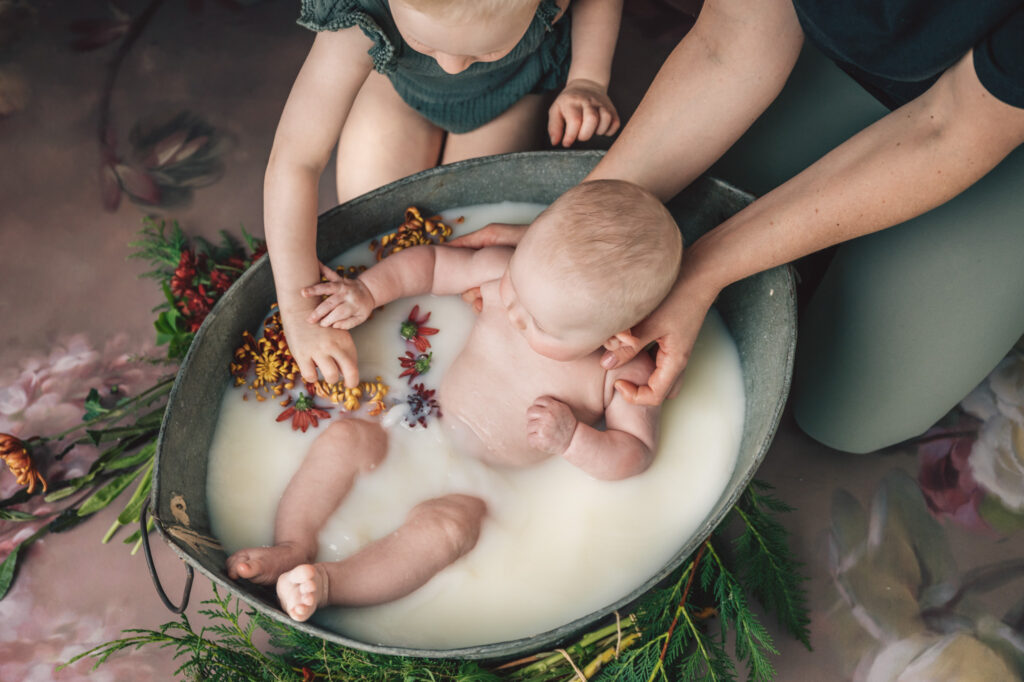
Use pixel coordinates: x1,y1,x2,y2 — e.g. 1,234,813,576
298,0,572,133
793,0,1024,110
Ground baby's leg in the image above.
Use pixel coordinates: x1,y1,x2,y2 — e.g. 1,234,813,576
335,70,444,203
441,93,548,164
226,418,387,584
277,493,486,621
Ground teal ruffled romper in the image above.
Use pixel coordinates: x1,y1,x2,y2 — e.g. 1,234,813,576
297,0,571,134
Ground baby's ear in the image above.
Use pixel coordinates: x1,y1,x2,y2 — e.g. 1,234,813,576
603,330,641,352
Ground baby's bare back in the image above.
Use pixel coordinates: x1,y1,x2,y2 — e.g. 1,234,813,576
438,283,608,468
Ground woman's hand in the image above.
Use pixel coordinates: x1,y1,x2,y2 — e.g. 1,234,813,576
601,266,720,405
447,222,528,249
548,78,620,148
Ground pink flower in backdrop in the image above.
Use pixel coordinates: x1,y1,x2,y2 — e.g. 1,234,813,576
0,334,165,499
0,574,162,682
916,416,988,532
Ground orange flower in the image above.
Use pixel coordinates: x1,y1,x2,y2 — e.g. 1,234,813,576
0,433,47,494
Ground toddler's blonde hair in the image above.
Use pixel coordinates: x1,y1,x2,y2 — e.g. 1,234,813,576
396,0,541,23
528,180,683,335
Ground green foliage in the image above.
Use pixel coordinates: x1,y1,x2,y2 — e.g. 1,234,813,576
128,217,189,280
64,478,810,681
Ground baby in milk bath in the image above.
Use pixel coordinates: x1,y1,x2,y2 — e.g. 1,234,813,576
226,180,682,621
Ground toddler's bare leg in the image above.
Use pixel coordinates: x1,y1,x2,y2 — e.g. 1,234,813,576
277,493,486,621
440,93,548,163
226,418,386,585
335,70,444,203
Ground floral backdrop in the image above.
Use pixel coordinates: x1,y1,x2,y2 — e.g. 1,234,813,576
1,0,1021,680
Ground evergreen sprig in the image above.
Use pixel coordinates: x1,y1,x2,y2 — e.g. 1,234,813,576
62,479,810,681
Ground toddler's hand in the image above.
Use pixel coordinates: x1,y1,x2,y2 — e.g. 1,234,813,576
280,309,360,387
301,263,375,330
526,396,577,456
548,79,620,148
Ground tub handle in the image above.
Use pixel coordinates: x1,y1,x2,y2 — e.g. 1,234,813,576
140,498,194,614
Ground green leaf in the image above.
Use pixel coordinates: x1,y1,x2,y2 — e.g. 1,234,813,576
0,509,37,521
0,542,22,600
77,467,145,517
83,388,110,421
979,494,1024,534
116,458,154,527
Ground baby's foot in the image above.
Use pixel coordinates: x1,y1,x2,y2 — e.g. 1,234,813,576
225,542,312,585
277,563,329,622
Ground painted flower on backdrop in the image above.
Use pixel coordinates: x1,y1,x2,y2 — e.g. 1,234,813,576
827,470,1024,681
100,111,228,211
0,334,164,498
917,345,1024,533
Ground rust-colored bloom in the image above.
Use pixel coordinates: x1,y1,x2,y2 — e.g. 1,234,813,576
398,351,432,384
370,207,455,261
0,432,47,493
400,305,439,352
276,393,331,432
170,249,198,298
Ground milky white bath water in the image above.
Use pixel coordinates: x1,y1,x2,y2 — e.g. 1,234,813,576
207,202,745,648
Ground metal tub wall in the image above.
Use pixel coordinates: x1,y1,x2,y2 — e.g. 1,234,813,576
152,150,796,659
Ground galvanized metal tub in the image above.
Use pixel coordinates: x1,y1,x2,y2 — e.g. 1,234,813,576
150,150,796,660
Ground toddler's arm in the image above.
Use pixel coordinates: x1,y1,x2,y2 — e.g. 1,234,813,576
548,0,623,147
302,244,512,329
264,29,374,386
527,353,659,480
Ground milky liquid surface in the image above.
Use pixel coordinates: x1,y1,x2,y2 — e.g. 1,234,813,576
207,202,745,648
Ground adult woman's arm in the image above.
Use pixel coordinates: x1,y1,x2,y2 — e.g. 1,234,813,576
605,48,1024,404
264,30,373,386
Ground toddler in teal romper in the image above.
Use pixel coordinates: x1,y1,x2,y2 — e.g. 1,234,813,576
265,0,623,386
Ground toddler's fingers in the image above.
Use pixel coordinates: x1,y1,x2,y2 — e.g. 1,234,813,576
547,108,565,146
297,355,318,384
596,108,614,136
338,353,359,388
577,106,599,142
561,108,583,147
316,355,342,386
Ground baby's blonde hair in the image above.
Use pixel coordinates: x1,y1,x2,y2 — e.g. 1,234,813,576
528,180,683,335
395,0,540,23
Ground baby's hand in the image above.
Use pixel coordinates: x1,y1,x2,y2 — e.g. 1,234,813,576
526,396,577,456
548,79,620,148
301,264,375,330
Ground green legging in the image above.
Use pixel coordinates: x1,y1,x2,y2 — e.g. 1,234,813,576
709,45,1024,454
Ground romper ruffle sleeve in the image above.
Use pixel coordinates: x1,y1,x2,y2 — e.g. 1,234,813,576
297,0,397,74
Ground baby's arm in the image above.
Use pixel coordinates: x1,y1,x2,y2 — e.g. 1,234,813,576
527,353,659,480
548,0,623,147
265,30,374,385
302,245,513,329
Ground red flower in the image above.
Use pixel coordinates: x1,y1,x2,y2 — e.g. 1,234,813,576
276,393,332,432
209,267,234,294
170,249,199,298
398,351,432,384
400,305,439,352
405,383,441,428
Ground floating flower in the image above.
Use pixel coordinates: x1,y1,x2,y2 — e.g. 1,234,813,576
405,383,441,428
370,207,455,261
276,394,331,433
0,433,46,493
400,305,439,352
398,351,432,384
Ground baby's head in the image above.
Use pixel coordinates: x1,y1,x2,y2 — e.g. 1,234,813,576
500,180,683,361
390,0,542,74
